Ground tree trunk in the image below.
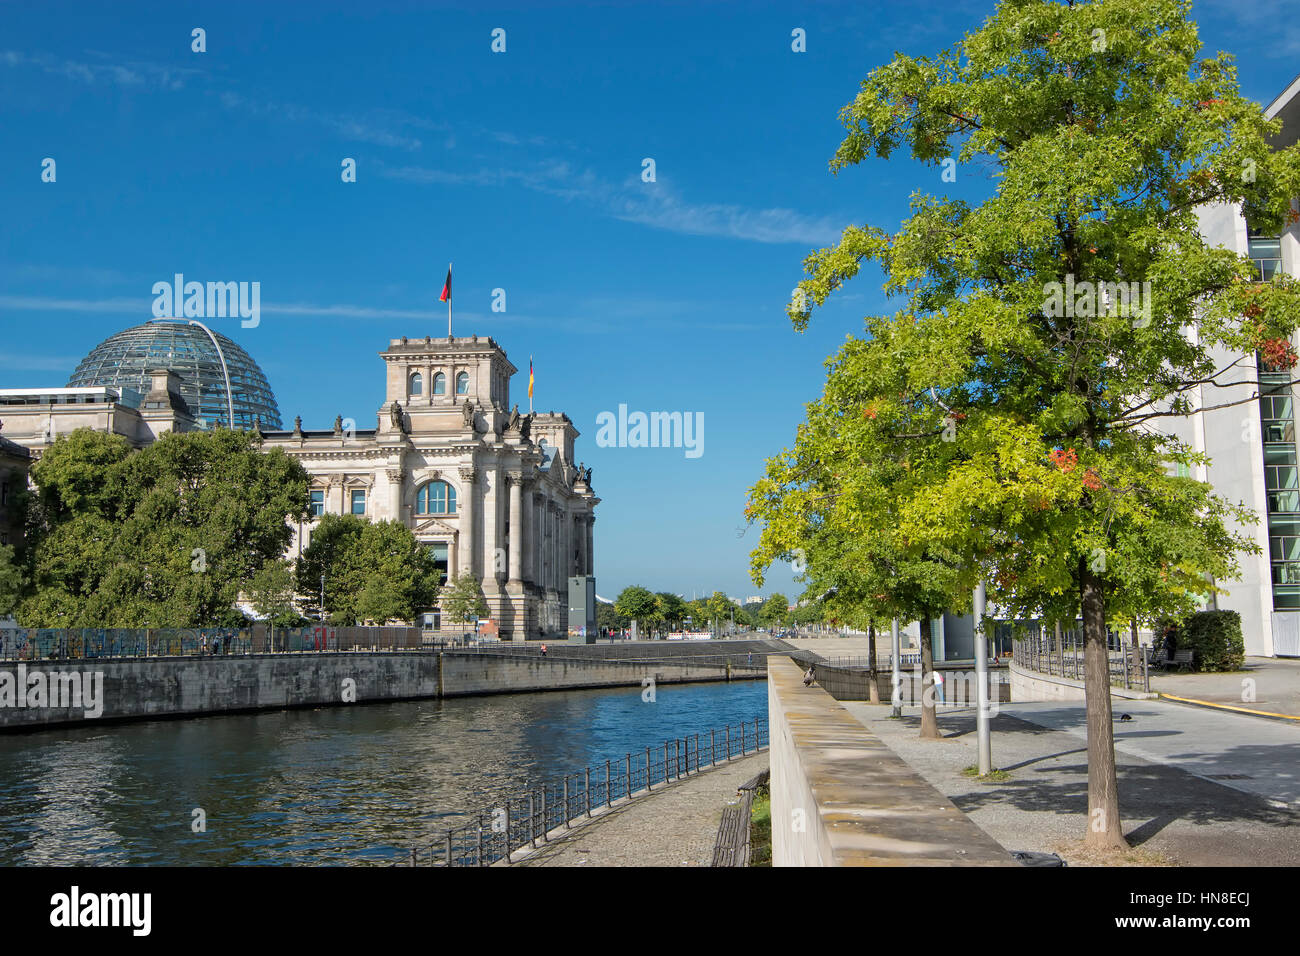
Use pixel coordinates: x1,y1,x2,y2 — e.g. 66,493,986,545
919,617,939,738
867,623,880,704
1081,560,1128,849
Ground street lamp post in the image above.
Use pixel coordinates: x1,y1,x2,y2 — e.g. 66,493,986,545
973,579,992,775
890,618,902,718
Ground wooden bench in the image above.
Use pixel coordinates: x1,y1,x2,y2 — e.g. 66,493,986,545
1155,648,1194,672
711,791,754,867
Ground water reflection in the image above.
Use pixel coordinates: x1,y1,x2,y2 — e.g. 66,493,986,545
0,680,766,865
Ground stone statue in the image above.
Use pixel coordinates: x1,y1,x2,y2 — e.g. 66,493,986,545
462,399,475,427
293,415,302,436
519,414,531,442
333,415,343,436
583,465,592,484
506,404,520,432
390,400,405,431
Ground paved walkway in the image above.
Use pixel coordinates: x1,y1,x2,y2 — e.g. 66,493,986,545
516,752,767,867
1150,656,1300,718
843,701,1300,866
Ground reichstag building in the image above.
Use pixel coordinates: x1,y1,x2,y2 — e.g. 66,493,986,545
0,320,599,640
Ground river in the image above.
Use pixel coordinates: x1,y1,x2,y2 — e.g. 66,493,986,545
0,678,767,865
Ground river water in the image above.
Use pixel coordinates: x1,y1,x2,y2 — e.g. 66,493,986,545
0,679,767,865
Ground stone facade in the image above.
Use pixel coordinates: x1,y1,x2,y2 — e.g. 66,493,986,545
0,435,29,550
0,336,598,640
261,336,598,640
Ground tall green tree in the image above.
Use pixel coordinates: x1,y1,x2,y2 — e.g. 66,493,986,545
758,0,1300,848
246,559,301,626
0,544,24,618
296,514,440,624
21,428,310,626
439,572,489,631
758,593,790,628
655,592,688,632
614,585,658,637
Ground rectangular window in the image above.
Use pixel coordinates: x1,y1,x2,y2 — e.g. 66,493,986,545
428,542,449,586
351,489,366,515
310,490,324,517
1248,232,1282,282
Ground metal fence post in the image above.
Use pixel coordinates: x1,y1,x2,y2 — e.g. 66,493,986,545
585,767,592,817
476,815,484,866
541,785,548,841
605,760,611,808
504,803,512,863
563,777,570,828
529,793,536,848
625,753,631,799
446,830,453,866
645,747,651,790
664,742,670,782
725,725,731,759
710,729,716,766
694,734,700,772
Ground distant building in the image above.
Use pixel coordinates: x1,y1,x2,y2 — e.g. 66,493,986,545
0,325,599,640
0,433,29,549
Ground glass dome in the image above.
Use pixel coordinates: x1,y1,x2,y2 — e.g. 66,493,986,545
67,320,282,430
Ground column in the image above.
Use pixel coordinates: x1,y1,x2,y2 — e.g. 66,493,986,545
521,485,533,584
458,466,476,578
386,469,404,523
507,473,523,584
585,514,595,576
532,492,544,587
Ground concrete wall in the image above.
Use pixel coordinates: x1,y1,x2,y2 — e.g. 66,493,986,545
1009,661,1157,702
0,652,756,731
767,657,1014,867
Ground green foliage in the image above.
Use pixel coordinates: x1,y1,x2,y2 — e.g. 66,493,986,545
20,428,310,627
753,0,1300,643
614,585,658,630
439,572,489,627
1167,609,1245,672
758,593,789,625
654,592,688,631
0,544,24,618
246,559,301,626
296,513,441,624
596,600,628,632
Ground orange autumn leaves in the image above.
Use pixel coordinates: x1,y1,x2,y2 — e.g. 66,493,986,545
1049,447,1103,492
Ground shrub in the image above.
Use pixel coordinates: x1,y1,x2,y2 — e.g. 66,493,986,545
1173,610,1245,672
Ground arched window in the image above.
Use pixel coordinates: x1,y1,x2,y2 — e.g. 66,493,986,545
456,372,469,395
409,372,422,397
432,372,446,395
415,480,458,515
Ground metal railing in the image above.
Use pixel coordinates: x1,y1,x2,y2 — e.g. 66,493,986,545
395,718,770,867
0,625,459,660
1011,626,1150,693
0,626,782,666
811,659,1011,704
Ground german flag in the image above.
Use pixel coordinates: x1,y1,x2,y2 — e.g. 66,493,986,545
439,265,451,303
528,356,534,401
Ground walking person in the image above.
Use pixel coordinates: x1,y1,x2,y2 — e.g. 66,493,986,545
540,643,548,658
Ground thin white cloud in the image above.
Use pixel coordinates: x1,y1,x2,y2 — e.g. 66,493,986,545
377,159,842,245
0,50,201,90
0,353,81,372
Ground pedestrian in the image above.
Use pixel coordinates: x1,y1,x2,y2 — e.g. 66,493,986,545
802,666,815,687
540,643,548,657
747,652,753,666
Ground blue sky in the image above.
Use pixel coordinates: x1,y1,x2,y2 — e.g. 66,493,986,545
2,0,1298,602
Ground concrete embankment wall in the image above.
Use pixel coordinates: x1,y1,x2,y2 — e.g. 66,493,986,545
767,656,1014,867
0,651,756,732
1009,661,1157,702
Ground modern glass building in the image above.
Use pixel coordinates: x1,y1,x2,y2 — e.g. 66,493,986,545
66,320,282,430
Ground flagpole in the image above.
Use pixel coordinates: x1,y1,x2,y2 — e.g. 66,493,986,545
446,261,452,338
529,355,534,415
